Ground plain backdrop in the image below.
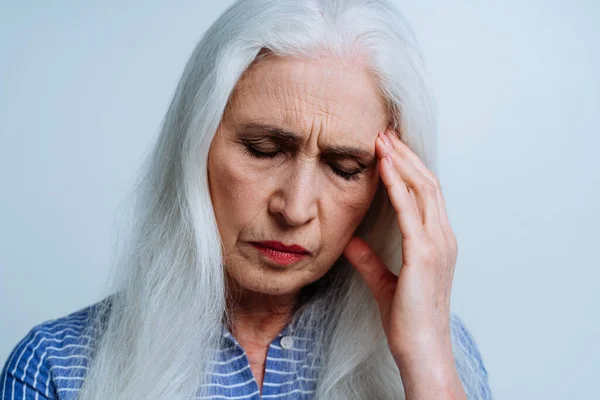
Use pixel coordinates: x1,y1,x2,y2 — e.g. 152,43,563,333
1,1,598,399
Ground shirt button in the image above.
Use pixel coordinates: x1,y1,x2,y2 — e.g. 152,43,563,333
280,336,294,349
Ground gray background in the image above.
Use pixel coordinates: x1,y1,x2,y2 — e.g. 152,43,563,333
1,1,598,398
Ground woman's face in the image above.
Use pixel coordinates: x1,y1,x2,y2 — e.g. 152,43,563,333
208,54,389,298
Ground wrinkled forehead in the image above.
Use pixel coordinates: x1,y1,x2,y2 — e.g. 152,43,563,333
225,55,390,144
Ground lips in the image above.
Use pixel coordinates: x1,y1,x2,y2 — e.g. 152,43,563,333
249,241,310,266
251,241,310,254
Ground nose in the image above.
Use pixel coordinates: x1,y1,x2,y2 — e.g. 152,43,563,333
268,161,319,227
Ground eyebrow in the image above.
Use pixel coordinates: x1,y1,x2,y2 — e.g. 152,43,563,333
240,122,376,166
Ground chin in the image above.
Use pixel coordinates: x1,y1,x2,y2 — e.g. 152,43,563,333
226,264,312,297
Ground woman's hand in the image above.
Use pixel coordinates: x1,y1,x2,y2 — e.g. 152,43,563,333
343,129,466,399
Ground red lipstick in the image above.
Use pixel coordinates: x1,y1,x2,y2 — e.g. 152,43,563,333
250,241,310,266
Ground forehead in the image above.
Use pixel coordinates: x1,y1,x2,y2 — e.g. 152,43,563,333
226,55,389,143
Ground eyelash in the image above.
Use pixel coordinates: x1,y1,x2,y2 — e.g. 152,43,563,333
243,144,363,182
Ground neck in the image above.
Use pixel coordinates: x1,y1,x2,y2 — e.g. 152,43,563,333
224,273,299,345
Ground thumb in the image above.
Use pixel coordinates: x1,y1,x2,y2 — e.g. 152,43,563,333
343,236,397,313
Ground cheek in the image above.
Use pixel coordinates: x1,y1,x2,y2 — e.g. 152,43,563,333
208,152,268,239
323,179,379,242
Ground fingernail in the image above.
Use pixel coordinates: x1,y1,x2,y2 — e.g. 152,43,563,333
379,132,391,147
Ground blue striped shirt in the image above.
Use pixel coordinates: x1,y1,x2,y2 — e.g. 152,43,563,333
1,299,492,399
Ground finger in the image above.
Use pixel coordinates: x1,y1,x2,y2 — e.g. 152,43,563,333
343,236,397,313
376,135,427,241
434,182,455,240
384,144,442,238
386,130,452,234
408,188,422,222
377,133,442,238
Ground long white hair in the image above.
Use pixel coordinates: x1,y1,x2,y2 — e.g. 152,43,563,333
75,0,460,399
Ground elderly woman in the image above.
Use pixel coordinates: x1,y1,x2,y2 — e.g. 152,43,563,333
1,0,491,399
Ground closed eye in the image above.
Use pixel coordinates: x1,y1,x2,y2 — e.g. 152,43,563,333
243,144,281,159
242,143,364,181
330,166,363,181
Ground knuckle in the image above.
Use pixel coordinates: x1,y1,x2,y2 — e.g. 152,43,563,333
447,230,458,247
356,249,376,266
451,236,459,254
417,179,436,194
387,178,400,193
420,244,438,264
374,278,393,299
401,204,420,220
447,238,458,260
409,207,422,220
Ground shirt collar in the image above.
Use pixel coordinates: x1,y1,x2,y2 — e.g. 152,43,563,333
220,313,314,350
